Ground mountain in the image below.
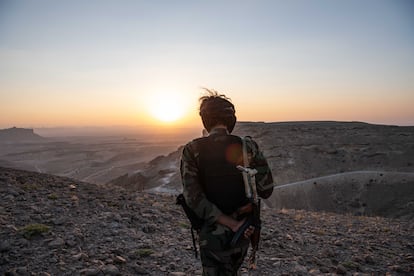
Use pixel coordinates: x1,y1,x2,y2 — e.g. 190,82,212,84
0,127,45,142
1,167,413,275
108,121,414,219
270,171,414,220
106,147,183,194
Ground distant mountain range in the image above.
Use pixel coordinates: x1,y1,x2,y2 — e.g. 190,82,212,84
0,127,45,142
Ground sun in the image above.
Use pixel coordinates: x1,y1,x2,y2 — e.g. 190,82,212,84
147,91,187,123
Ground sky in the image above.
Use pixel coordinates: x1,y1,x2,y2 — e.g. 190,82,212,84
1,0,413,130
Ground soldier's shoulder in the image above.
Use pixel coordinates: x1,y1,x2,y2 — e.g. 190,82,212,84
184,137,208,151
188,136,208,145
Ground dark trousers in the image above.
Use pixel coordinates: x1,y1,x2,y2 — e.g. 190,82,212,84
200,245,249,276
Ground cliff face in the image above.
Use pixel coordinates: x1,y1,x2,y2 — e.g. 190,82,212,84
0,127,45,142
1,167,413,275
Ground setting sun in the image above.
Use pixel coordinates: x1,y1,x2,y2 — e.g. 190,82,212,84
147,91,189,123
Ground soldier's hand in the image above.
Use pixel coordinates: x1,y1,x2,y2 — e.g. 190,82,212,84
244,225,255,239
216,214,242,232
217,214,255,239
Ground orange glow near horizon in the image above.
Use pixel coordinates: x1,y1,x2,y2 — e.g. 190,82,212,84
146,91,191,123
1,81,413,129
2,91,414,129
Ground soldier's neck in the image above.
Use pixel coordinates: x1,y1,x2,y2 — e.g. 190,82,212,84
209,125,229,135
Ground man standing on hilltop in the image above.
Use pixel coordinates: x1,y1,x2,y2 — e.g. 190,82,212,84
180,90,274,275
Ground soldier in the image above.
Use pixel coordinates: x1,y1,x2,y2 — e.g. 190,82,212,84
180,90,273,275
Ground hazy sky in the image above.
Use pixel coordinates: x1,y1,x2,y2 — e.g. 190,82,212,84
1,0,413,129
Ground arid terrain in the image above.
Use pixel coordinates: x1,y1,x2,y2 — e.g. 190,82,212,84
1,167,413,275
2,122,414,218
0,128,190,185
108,121,414,218
1,121,414,275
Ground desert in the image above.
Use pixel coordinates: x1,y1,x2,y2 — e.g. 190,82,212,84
1,166,413,275
1,121,414,275
1,121,414,218
107,121,414,219
2,1,413,275
0,127,192,185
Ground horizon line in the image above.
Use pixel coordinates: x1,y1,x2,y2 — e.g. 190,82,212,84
1,120,413,130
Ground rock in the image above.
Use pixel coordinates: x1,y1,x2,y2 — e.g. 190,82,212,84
4,194,15,201
292,261,307,274
128,264,150,275
169,272,186,276
114,256,126,264
52,217,66,225
79,268,100,275
364,255,375,264
308,269,321,275
389,265,404,273
66,238,77,247
168,262,176,270
101,264,120,275
336,264,347,274
319,266,330,273
0,240,11,252
142,224,157,233
73,252,89,261
48,238,65,248
5,267,30,276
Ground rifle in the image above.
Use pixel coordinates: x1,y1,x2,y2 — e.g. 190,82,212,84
234,165,261,270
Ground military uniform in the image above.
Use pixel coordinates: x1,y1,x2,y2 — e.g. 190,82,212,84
180,128,273,275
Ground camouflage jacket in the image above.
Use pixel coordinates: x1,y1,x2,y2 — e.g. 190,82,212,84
180,128,274,226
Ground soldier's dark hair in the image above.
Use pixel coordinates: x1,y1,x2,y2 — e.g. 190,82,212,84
199,88,236,133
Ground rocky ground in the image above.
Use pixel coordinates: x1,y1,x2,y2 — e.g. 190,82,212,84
1,167,413,275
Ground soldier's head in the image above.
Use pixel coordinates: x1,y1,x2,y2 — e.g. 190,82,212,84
199,89,236,133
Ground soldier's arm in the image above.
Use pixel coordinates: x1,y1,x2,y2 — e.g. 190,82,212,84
246,138,274,199
180,143,223,225
216,214,247,233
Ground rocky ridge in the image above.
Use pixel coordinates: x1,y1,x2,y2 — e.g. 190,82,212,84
0,128,45,142
1,167,413,275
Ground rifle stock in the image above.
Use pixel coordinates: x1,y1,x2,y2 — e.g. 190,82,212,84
229,198,261,270
239,137,261,270
248,198,261,269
